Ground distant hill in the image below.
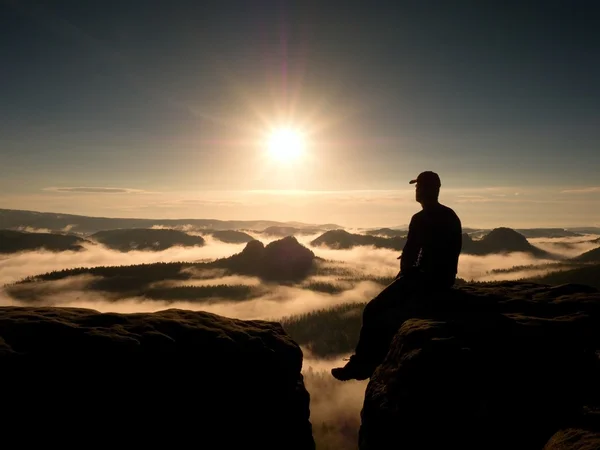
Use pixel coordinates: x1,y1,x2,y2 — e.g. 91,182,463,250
572,246,600,263
461,227,555,258
207,230,255,244
212,236,316,281
565,227,600,235
464,228,596,240
526,264,600,290
364,228,407,238
0,208,342,235
310,229,407,251
515,228,583,238
91,228,205,251
311,227,554,258
0,229,89,254
259,226,324,237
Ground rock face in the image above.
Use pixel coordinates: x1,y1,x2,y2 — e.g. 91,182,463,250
543,425,600,450
0,307,315,450
359,281,600,450
217,236,315,281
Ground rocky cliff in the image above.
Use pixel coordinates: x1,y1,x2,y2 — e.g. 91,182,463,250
359,281,600,450
0,307,315,450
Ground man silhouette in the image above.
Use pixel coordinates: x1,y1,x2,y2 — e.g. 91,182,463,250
331,171,462,381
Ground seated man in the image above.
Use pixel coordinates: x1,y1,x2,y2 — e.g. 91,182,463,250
331,171,462,381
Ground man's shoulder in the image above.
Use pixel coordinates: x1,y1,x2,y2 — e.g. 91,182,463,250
410,210,425,224
438,203,459,217
436,203,462,226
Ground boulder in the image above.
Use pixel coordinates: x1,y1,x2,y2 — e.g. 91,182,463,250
0,307,315,450
359,281,600,450
544,427,600,450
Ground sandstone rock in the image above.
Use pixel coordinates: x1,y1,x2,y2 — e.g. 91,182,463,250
544,427,600,450
0,307,315,450
359,282,600,450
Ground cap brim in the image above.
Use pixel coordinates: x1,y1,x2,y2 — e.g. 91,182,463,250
409,179,417,184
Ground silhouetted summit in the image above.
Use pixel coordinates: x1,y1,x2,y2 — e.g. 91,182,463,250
215,236,315,281
91,228,205,251
359,281,600,450
574,246,600,263
481,227,553,256
0,307,315,450
462,227,555,257
0,229,88,253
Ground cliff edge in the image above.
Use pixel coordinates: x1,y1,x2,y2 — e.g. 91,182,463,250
359,281,600,450
0,307,315,450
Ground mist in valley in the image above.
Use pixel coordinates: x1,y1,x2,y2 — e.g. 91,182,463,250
1,230,598,449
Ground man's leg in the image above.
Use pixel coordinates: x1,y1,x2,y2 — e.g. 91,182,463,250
331,275,418,381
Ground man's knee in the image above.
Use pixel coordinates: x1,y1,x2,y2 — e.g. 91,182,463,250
363,277,410,320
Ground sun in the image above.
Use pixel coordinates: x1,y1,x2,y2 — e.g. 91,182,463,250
267,128,304,163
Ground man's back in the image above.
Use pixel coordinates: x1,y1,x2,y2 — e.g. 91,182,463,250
400,203,462,287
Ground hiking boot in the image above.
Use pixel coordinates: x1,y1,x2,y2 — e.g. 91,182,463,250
331,355,373,381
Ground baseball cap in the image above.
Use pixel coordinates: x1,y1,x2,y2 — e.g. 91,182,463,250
409,171,441,187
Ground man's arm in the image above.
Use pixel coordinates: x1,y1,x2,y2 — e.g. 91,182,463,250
400,215,421,273
454,214,463,256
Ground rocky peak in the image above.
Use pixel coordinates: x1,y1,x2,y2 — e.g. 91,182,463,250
216,236,315,281
359,281,600,450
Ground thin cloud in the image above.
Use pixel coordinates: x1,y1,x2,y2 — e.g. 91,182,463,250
14,226,53,234
302,354,367,450
43,187,153,194
0,239,246,286
528,234,600,258
1,279,382,320
560,187,600,194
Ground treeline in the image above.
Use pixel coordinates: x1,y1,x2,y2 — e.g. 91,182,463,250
301,276,395,295
489,263,578,274
143,284,259,302
302,282,347,294
0,229,87,254
281,303,366,357
15,262,199,285
526,264,600,289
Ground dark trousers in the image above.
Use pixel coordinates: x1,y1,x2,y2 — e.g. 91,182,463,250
353,272,448,370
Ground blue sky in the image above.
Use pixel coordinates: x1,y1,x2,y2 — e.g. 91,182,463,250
1,1,599,228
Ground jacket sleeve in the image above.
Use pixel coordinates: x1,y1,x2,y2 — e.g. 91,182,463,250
400,215,421,273
455,214,463,256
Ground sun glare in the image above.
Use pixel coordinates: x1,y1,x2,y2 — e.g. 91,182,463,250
267,128,304,163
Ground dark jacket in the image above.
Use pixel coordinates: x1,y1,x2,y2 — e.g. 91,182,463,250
399,203,462,287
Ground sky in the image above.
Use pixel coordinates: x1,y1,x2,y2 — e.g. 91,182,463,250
1,0,599,228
